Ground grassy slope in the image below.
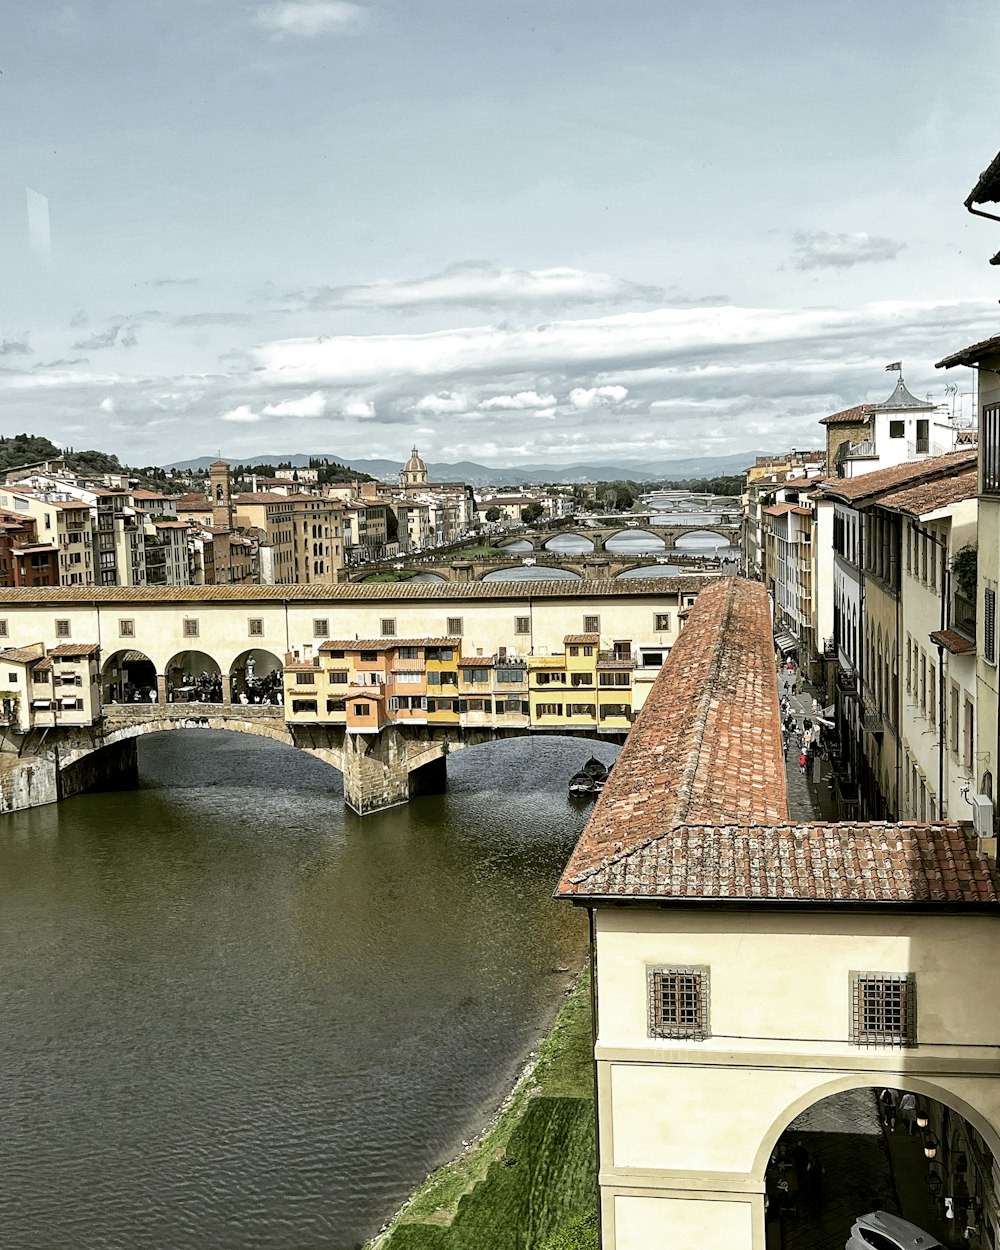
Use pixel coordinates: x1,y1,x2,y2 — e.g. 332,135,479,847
369,968,596,1250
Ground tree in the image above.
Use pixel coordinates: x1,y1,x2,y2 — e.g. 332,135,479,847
485,506,502,523
521,502,544,524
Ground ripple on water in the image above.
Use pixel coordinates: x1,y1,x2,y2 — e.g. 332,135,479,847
0,730,608,1250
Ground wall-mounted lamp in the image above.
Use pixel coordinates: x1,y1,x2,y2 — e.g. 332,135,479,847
923,1132,940,1159
916,1107,930,1129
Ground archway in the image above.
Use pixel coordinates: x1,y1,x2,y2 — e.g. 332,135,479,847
542,533,594,554
674,528,738,558
480,566,581,582
229,648,284,705
165,650,223,703
102,649,157,705
758,1079,1000,1249
604,529,666,553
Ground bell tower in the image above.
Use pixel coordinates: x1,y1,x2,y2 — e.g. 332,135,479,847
209,460,234,530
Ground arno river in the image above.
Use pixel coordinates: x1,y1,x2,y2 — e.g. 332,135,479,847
0,731,610,1249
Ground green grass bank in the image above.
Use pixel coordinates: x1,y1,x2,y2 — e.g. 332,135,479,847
366,967,597,1250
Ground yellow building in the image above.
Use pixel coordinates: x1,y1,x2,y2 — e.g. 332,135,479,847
0,488,95,586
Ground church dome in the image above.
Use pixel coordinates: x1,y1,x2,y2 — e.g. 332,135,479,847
403,447,426,475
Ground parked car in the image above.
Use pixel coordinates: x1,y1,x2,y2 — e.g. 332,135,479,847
846,1211,942,1250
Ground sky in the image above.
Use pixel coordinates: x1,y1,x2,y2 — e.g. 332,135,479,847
2,0,1000,470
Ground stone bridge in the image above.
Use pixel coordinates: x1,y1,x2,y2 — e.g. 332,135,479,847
505,523,739,552
348,551,726,584
25,704,624,817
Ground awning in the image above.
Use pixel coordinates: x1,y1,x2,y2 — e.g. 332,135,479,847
773,631,798,656
60,697,80,706
32,699,50,708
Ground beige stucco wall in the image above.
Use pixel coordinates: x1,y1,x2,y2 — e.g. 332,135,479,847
592,905,1000,1250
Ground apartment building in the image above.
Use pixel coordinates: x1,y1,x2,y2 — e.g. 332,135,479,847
0,641,101,732
0,488,95,586
0,509,58,586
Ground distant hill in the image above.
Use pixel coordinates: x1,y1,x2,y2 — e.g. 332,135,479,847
164,451,758,485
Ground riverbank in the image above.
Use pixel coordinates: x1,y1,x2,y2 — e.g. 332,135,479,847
366,966,597,1250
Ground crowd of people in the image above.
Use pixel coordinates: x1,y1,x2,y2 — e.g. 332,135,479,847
105,664,285,707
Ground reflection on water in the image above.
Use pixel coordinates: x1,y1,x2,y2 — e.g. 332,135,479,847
500,539,533,552
604,530,666,553
409,571,448,582
0,731,603,1250
481,566,581,581
542,533,593,554
615,563,683,578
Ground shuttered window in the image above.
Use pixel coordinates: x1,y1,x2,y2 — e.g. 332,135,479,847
985,588,996,665
985,405,1000,494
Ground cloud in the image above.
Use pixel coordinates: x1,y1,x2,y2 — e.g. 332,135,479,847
221,404,261,423
791,231,904,271
568,385,628,409
480,390,558,410
148,277,200,287
99,397,116,414
174,312,255,327
72,323,124,350
255,1,366,38
342,399,374,418
296,261,665,314
262,390,328,417
34,357,88,368
0,338,32,356
412,391,471,415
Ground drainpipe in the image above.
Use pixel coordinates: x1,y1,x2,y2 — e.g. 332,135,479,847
587,906,603,1249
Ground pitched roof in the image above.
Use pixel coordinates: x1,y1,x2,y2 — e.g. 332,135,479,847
763,504,812,517
557,579,787,892
877,467,978,516
819,403,874,427
929,628,976,656
564,633,600,644
876,377,935,411
936,333,1000,370
48,642,100,657
817,449,977,505
319,637,460,651
0,644,45,664
966,150,1000,206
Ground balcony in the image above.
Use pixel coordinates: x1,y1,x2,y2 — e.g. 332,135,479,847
838,438,876,462
953,589,977,640
597,649,637,669
836,667,857,694
823,638,837,658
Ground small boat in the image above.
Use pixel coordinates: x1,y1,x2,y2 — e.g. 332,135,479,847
569,770,600,796
582,756,609,782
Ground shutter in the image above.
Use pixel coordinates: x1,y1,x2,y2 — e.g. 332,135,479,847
986,588,996,664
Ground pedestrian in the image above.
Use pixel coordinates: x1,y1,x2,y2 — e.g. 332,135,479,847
879,1088,897,1131
899,1091,917,1135
799,750,807,774
811,697,819,716
148,687,157,704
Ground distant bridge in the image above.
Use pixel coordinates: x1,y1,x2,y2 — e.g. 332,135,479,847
347,551,727,584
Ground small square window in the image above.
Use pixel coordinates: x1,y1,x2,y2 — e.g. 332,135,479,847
183,618,199,638
583,615,600,633
248,618,264,637
7,672,17,682
313,618,329,639
119,619,135,638
515,616,530,635
889,420,905,438
0,620,8,637
850,973,915,1047
381,618,397,637
55,619,70,638
655,613,671,632
354,702,371,716
447,617,463,636
648,966,710,1041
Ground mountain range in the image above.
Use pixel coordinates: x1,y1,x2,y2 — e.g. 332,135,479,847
164,452,755,485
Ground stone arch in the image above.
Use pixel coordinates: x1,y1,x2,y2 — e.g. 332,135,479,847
101,648,157,704
752,1072,1000,1185
541,532,595,553
165,649,223,702
478,565,582,582
605,528,667,551
229,648,284,703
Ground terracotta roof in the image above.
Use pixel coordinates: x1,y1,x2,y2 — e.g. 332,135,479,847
175,495,211,508
320,637,460,651
234,492,296,505
557,579,787,894
152,520,190,529
779,477,825,489
560,822,999,904
763,504,812,517
937,333,1000,370
818,449,977,505
48,642,100,657
284,662,318,673
877,467,978,516
0,645,46,664
459,655,494,666
0,577,713,605
929,629,976,656
967,151,1000,206
564,633,600,644
819,403,874,427
130,489,173,500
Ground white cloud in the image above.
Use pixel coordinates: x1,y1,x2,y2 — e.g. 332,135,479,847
254,1,366,37
343,399,375,418
99,396,116,413
221,404,261,423
298,261,664,313
480,390,558,411
262,390,327,417
412,391,471,415
791,231,904,271
568,384,629,409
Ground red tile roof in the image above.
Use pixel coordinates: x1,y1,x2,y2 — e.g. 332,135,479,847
819,403,874,427
877,467,978,516
763,504,812,516
936,333,1000,370
818,450,977,505
319,637,460,651
564,633,600,644
48,642,100,657
929,628,976,656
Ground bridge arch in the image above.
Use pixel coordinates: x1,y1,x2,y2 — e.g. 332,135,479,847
604,528,667,551
541,533,595,553
165,649,223,702
478,565,582,582
229,648,284,703
102,648,157,704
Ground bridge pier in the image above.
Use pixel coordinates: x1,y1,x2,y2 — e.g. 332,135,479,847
341,727,450,815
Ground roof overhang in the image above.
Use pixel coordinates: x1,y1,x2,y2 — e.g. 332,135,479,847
936,334,1000,369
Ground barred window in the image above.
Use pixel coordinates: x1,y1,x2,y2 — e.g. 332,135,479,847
248,618,264,637
851,973,915,1047
447,617,463,636
182,618,199,638
515,616,530,634
654,613,671,632
583,615,600,633
381,618,396,637
648,967,709,1041
119,619,135,638
313,618,329,639
0,620,8,637
55,619,71,638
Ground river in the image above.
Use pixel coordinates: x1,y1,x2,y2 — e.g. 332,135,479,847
0,731,606,1250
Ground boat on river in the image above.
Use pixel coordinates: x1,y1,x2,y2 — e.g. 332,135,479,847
568,756,611,797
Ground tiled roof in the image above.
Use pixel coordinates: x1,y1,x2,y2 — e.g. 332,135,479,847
937,333,1000,369
763,504,812,516
319,637,460,651
176,494,211,508
564,633,600,644
561,822,999,904
459,655,493,666
929,629,976,656
153,520,190,529
967,151,1000,205
877,467,978,516
0,645,46,664
557,579,787,893
819,403,874,427
818,450,977,505
284,661,318,673
48,642,100,657
0,577,713,605
130,489,172,500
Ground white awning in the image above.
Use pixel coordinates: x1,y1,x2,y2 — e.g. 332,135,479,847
60,697,81,706
32,699,50,708
773,631,798,656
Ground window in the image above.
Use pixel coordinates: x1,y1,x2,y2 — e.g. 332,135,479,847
398,646,419,660
850,973,915,1047
583,645,594,657
583,615,599,633
985,404,1000,494
648,967,709,1041
496,667,523,683
396,671,421,684
119,619,135,638
654,613,670,631
183,618,199,638
986,588,997,665
55,619,70,638
381,618,396,637
359,650,378,662
857,1228,906,1250
515,616,530,634
599,672,631,687
641,650,665,668
295,671,316,685
353,702,371,716
328,669,348,684
447,617,463,636
248,618,264,637
889,419,905,438
291,699,317,713
535,702,562,716
313,618,329,638
569,645,578,657
950,683,960,754
7,672,16,682
964,697,975,770
567,703,595,718
326,698,346,713
0,620,8,638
